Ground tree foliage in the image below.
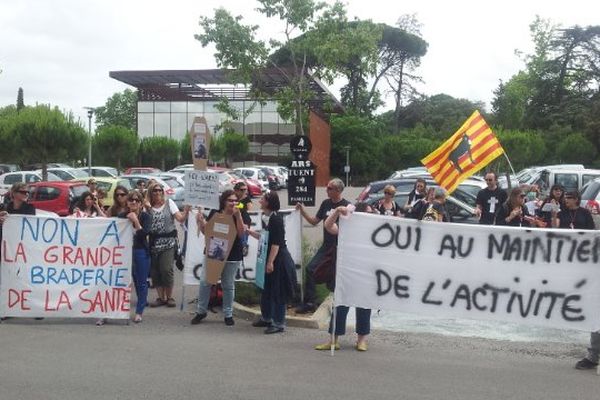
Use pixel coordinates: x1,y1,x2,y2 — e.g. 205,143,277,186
211,130,250,167
0,105,87,178
94,89,137,131
93,125,139,170
556,133,597,165
139,137,180,171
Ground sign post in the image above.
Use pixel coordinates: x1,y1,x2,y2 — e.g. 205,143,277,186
288,135,316,206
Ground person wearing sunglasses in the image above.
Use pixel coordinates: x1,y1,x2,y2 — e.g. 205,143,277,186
119,191,151,323
192,189,245,326
376,184,402,216
106,185,130,217
147,182,190,308
475,171,507,225
551,191,594,230
536,184,565,227
495,188,533,227
0,183,36,246
71,191,107,218
295,178,350,314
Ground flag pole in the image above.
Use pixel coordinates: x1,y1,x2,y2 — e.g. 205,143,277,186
503,152,517,176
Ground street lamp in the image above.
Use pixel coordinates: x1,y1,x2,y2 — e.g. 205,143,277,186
343,145,351,187
84,107,94,175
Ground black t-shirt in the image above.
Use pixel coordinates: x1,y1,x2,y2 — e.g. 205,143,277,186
265,212,286,258
207,209,243,261
118,211,151,250
376,200,401,216
557,207,595,230
316,198,350,247
1,202,36,255
476,187,507,225
495,204,531,227
407,189,425,206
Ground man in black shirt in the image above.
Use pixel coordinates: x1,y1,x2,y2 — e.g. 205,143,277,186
475,172,507,225
234,182,253,256
295,178,349,313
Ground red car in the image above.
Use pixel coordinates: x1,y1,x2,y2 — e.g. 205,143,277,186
124,167,162,175
27,181,89,216
227,170,263,197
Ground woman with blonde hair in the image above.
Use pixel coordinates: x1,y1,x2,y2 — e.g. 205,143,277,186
376,184,401,216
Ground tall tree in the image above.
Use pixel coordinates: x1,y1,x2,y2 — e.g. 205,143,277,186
3,105,88,179
139,137,179,170
16,87,24,111
94,89,137,131
93,125,139,171
196,0,379,134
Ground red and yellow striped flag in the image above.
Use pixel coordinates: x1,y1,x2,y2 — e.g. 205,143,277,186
421,110,504,193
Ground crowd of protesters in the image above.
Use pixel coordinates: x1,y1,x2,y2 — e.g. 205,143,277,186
0,171,599,370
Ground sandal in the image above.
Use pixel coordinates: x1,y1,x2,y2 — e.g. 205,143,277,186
166,298,176,308
133,314,143,323
149,298,166,307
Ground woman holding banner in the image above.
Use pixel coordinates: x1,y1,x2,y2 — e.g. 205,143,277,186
120,191,151,323
315,204,371,351
191,190,244,326
247,191,297,334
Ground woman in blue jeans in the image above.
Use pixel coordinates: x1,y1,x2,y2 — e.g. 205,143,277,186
247,191,297,334
120,191,151,323
315,204,371,351
191,190,245,326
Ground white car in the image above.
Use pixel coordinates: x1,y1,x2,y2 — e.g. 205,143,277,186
43,167,90,181
0,171,61,197
77,166,119,178
234,167,269,192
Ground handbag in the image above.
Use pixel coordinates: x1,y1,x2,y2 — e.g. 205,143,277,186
313,245,337,284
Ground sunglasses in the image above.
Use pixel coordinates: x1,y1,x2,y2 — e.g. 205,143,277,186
384,191,394,195
565,196,576,200
128,198,141,203
326,186,336,191
152,189,163,193
485,178,495,182
226,198,238,203
16,190,29,195
116,193,127,197
519,194,526,198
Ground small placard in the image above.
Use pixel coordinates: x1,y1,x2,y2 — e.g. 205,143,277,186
184,170,219,210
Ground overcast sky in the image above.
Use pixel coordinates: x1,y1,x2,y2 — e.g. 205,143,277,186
1,0,599,127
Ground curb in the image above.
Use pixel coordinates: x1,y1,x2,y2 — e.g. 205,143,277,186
233,295,332,330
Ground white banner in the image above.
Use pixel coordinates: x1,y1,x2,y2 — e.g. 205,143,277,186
336,213,600,332
183,209,302,285
1,215,133,319
184,170,219,209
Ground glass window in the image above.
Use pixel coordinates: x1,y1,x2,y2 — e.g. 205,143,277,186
583,174,600,187
5,174,22,184
154,102,170,112
555,173,578,191
36,186,60,201
171,113,189,141
26,174,41,183
204,101,219,113
582,181,600,201
154,113,170,137
187,101,204,113
138,113,154,138
262,101,278,112
171,102,186,112
279,122,296,134
138,102,153,112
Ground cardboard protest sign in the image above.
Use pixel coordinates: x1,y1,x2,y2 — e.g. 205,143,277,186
204,213,237,284
254,231,269,289
184,170,219,210
0,215,133,319
335,213,600,332
190,116,210,171
183,210,302,285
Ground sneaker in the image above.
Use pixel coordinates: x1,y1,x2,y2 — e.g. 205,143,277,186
224,317,235,326
166,298,176,308
95,318,106,326
190,312,207,325
149,298,166,308
252,319,272,328
575,358,599,370
264,326,284,334
295,303,316,314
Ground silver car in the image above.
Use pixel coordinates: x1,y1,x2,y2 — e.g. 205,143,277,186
120,174,185,209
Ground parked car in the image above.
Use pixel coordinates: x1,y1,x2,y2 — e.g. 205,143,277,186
120,174,184,209
124,167,162,175
77,166,120,178
72,177,133,208
169,164,194,174
44,167,90,181
228,170,263,197
255,165,287,189
23,162,71,170
529,168,600,196
234,167,270,192
27,181,89,216
387,166,430,180
0,171,61,197
0,164,20,174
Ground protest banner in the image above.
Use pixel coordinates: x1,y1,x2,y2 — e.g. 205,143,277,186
255,231,269,289
184,170,219,210
0,215,133,319
335,212,600,332
183,209,302,286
